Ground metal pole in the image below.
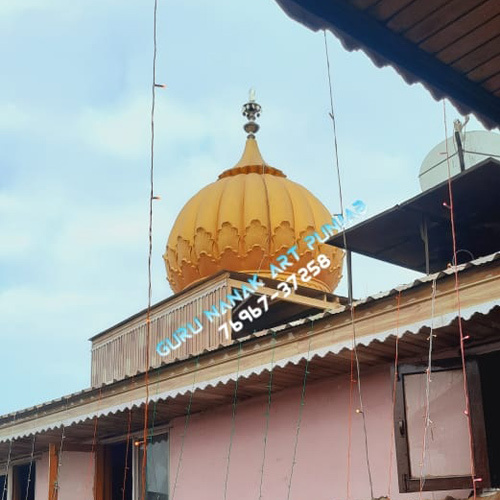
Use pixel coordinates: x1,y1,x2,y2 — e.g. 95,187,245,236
454,130,466,172
420,218,430,275
347,249,353,305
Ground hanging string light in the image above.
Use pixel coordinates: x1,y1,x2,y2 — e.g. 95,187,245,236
443,100,477,499
387,291,401,498
286,329,314,500
419,278,438,496
0,438,13,500
24,435,36,500
171,356,200,500
141,0,164,496
223,343,243,500
258,331,278,500
323,30,374,499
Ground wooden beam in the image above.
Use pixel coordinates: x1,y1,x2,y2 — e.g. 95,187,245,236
227,278,341,312
48,444,58,500
94,446,109,500
12,466,20,500
257,285,341,312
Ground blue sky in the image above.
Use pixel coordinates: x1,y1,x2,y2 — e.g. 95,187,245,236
0,0,488,414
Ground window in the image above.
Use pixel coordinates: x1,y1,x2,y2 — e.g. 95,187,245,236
134,434,169,500
394,358,490,492
0,475,6,499
12,463,35,500
96,442,132,500
0,463,36,500
110,442,133,500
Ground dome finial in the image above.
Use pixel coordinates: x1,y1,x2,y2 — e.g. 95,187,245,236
242,88,261,138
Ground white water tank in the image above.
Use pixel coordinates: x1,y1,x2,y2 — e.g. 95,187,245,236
419,130,500,191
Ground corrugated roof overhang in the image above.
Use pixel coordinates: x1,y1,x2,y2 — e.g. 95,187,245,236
327,159,500,273
274,0,500,129
0,253,499,461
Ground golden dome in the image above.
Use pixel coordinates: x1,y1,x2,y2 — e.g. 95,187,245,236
164,99,344,294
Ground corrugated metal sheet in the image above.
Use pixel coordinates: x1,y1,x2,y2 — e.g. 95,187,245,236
353,250,500,305
253,251,500,335
1,251,498,443
274,0,500,129
91,275,233,386
2,300,498,441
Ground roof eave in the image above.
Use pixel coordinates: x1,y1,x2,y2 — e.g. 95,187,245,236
274,0,500,129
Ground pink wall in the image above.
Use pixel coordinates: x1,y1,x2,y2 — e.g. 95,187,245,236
169,366,469,500
34,453,48,500
34,451,94,500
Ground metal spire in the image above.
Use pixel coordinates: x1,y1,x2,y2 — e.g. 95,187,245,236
242,88,261,138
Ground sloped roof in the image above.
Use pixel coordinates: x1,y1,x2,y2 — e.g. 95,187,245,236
327,159,500,272
275,0,500,129
0,252,498,459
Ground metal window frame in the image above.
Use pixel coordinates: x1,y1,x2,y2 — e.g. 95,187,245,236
132,432,169,500
394,358,490,493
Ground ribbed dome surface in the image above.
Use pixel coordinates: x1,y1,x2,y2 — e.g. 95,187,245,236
164,138,343,293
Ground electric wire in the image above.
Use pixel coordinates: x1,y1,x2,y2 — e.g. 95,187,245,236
387,291,401,498
148,368,162,442
346,349,355,500
258,331,278,500
24,435,36,500
223,343,243,500
51,425,66,500
141,0,159,498
418,278,437,496
140,369,163,499
286,333,313,500
443,101,477,498
419,149,500,180
1,438,13,500
171,355,200,500
121,408,133,500
351,307,374,499
87,388,103,490
323,30,374,499
462,150,500,159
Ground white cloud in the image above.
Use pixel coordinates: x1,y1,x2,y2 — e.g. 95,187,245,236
0,190,66,259
0,287,102,318
0,233,31,257
78,95,214,159
0,103,30,131
0,195,33,257
0,0,57,15
52,205,148,261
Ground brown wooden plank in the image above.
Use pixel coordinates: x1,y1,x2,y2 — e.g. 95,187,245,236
419,0,500,53
48,444,58,500
12,467,21,500
405,0,487,43
368,0,416,21
387,0,451,34
466,360,491,487
452,35,500,73
483,71,500,91
94,446,104,500
468,54,500,82
437,15,500,64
